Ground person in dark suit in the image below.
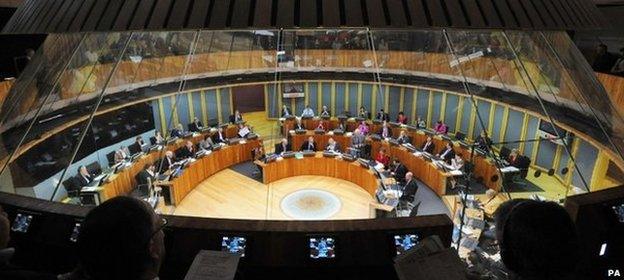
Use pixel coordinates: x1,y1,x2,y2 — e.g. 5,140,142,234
158,151,176,173
178,141,195,159
129,136,146,155
400,172,418,202
325,138,342,153
397,130,411,144
294,118,305,130
170,123,184,138
300,136,317,151
114,146,130,164
281,105,292,117
151,130,165,146
211,127,227,144
76,165,93,187
137,163,156,186
437,142,455,163
421,136,435,154
475,130,492,151
375,109,389,121
188,117,204,132
390,158,408,184
229,110,243,124
275,138,291,155
320,105,330,117
378,121,392,138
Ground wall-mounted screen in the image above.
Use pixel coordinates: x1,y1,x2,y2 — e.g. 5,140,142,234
11,213,33,233
221,236,247,257
394,234,419,255
309,237,335,259
283,83,304,98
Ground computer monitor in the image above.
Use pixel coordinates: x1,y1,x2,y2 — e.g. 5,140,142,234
309,237,335,259
221,236,247,257
394,234,420,255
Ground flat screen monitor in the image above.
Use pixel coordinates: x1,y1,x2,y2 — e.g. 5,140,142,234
612,203,624,223
221,236,247,257
309,237,335,259
283,83,304,98
70,223,81,242
11,213,33,233
394,234,419,255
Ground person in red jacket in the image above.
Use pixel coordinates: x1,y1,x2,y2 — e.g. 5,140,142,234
375,148,390,168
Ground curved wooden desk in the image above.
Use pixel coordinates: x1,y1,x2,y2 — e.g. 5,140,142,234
96,125,244,201
256,152,380,197
286,126,500,196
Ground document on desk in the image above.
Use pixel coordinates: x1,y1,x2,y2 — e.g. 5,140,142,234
183,250,240,280
500,166,520,173
394,244,467,280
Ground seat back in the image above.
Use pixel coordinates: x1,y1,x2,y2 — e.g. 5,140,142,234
150,136,157,145
518,156,531,178
499,146,511,160
106,151,116,166
86,161,102,176
62,178,80,197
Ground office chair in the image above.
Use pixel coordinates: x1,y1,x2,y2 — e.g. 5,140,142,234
150,136,157,145
409,201,422,217
512,156,531,187
499,146,511,160
62,178,82,205
86,161,102,176
106,151,116,167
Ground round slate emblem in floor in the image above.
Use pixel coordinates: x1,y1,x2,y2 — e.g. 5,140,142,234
280,189,342,220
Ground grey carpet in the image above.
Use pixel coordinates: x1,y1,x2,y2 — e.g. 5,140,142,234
229,161,263,183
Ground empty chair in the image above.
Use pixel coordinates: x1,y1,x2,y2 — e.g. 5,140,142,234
106,151,116,167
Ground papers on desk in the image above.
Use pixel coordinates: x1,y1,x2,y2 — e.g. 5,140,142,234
394,236,468,280
289,130,295,134
81,186,101,192
500,166,520,173
374,162,385,171
345,132,353,137
183,250,240,280
279,117,286,121
448,170,463,176
413,151,422,157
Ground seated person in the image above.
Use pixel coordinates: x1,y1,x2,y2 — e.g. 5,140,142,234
421,136,435,154
294,118,305,130
237,123,251,138
358,106,369,119
451,153,464,170
436,142,455,163
434,120,448,134
375,109,389,121
211,127,227,144
475,130,492,151
229,110,244,124
494,200,580,280
335,121,345,131
375,148,390,168
275,138,291,155
178,141,195,159
129,136,147,155
397,111,408,124
281,105,292,117
199,135,213,150
300,136,317,151
396,130,410,144
357,121,370,135
114,146,130,164
400,172,418,202
76,165,94,187
350,128,366,151
507,148,522,167
378,121,392,138
301,105,315,118
137,163,156,186
151,130,165,145
416,115,426,129
390,158,408,184
158,151,176,173
325,138,341,153
69,197,166,280
188,117,204,132
171,123,185,138
315,121,326,132
320,105,330,117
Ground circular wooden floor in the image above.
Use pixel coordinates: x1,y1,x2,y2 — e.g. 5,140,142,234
163,169,375,220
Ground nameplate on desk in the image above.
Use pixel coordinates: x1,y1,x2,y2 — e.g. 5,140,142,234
332,129,344,135
322,151,337,157
282,152,295,158
294,129,305,134
370,135,381,141
314,129,325,135
388,139,399,146
389,122,401,127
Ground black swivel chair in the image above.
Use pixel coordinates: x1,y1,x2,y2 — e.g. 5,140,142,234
62,177,81,204
132,173,151,198
86,162,102,176
499,146,511,161
106,151,116,167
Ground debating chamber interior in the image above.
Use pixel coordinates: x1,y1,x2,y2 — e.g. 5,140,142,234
0,0,623,279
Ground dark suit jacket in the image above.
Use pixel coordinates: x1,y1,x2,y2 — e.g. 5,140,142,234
375,112,389,121
475,135,492,150
281,108,292,117
295,123,305,130
401,179,418,201
393,164,408,183
439,147,455,163
178,147,195,159
170,129,183,138
275,143,291,154
137,170,156,186
300,141,317,151
159,156,175,173
229,114,243,124
189,121,203,132
421,141,435,154
212,132,227,144
397,135,411,144
320,110,330,117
